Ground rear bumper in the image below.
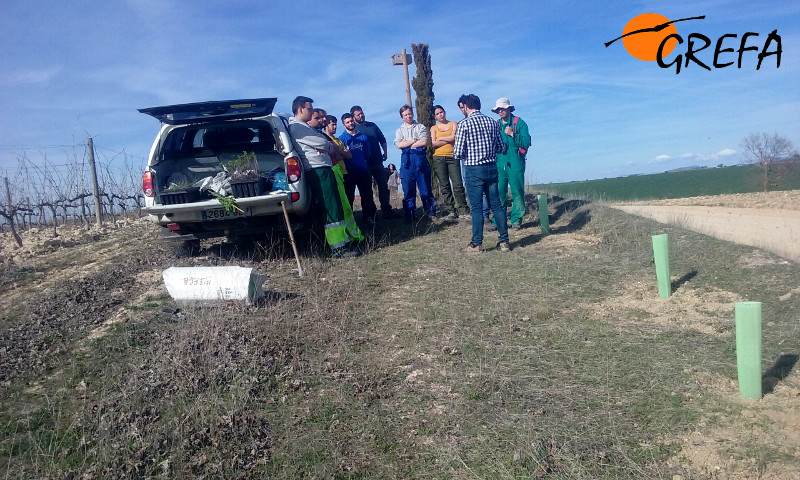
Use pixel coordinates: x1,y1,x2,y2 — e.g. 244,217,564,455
143,191,311,222
144,191,313,242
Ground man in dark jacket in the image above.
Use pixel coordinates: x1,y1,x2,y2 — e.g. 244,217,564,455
350,105,399,219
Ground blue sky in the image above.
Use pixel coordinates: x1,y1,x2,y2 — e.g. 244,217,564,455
1,0,798,184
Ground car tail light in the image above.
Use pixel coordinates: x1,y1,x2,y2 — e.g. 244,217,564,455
286,157,301,184
291,192,300,202
142,171,154,197
167,223,180,231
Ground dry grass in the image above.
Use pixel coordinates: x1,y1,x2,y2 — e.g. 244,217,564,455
1,197,799,478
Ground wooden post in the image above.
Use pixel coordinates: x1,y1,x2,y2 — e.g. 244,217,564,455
281,201,304,277
87,137,103,227
402,48,412,108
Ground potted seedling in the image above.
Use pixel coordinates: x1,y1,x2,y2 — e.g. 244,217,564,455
160,179,202,205
224,151,265,198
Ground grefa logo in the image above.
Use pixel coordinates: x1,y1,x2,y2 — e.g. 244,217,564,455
605,14,782,74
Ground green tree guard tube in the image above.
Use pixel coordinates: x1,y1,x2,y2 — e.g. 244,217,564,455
651,234,670,298
537,194,550,235
735,301,762,399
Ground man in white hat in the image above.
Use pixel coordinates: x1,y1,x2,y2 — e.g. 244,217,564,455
492,97,531,230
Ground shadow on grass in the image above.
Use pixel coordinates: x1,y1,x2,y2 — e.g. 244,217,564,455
522,195,592,234
762,353,798,394
200,193,597,261
509,196,593,248
671,270,698,293
255,290,301,306
190,207,455,262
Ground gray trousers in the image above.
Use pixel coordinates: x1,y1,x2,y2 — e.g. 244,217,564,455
431,155,468,214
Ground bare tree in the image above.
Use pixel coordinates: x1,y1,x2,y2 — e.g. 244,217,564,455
1,174,31,247
0,141,144,242
740,133,797,191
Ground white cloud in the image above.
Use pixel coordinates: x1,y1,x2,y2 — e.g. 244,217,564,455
0,67,62,87
711,148,736,159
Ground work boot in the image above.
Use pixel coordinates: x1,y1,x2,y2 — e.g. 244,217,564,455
463,242,484,255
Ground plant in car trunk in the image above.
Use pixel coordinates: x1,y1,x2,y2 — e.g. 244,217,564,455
164,180,195,192
212,192,243,214
224,151,261,180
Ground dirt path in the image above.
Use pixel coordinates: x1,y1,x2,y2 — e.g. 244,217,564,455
610,190,800,263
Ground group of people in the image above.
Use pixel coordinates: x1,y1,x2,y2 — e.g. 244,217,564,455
286,93,531,258
287,97,399,258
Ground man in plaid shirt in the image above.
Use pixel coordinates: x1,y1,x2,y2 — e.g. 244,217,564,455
453,94,511,254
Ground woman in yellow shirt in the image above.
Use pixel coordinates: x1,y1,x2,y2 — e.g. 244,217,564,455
430,105,468,218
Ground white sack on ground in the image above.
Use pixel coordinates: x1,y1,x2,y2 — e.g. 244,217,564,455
162,266,266,305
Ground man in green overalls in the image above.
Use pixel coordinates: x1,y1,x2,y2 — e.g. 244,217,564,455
492,98,531,230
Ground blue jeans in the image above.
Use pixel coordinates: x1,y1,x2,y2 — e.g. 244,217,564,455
463,163,509,246
400,147,436,219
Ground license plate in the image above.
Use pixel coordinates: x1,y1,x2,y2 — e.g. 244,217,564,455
201,207,251,221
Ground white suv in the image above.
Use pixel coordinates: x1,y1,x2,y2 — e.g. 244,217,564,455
140,98,312,254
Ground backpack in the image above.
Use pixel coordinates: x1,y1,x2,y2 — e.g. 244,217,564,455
499,116,527,159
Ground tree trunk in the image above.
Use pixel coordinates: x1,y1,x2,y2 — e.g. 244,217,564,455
411,43,440,203
0,214,23,247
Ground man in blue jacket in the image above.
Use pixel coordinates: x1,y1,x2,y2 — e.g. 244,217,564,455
351,105,399,219
339,113,377,225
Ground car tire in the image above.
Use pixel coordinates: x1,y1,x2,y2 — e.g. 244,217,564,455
161,228,201,257
172,239,201,257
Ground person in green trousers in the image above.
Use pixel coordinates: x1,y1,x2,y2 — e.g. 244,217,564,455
287,96,360,258
320,113,365,243
491,98,531,230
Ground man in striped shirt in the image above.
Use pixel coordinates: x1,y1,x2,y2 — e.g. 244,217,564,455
453,94,511,254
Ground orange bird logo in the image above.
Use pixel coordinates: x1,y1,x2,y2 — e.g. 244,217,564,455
606,14,706,61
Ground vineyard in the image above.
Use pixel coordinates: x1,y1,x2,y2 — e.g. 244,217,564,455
0,139,143,247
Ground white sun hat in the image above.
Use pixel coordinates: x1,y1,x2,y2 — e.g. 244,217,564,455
491,97,515,113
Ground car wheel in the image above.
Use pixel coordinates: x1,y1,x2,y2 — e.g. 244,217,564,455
161,228,201,257
172,239,201,257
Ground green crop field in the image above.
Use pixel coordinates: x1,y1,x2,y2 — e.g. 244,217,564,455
532,162,800,201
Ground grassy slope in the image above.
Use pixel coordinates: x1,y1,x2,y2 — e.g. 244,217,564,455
533,162,800,201
1,200,799,478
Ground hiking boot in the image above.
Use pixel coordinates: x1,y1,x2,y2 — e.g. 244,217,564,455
497,241,511,252
463,242,484,255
